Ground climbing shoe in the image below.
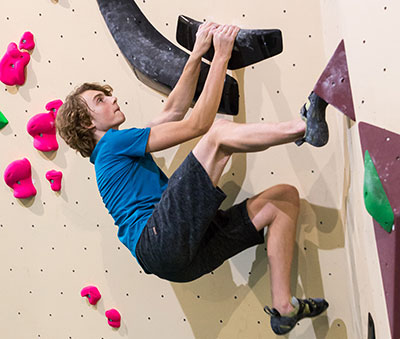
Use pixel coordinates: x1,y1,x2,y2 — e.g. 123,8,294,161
295,92,329,147
264,297,329,335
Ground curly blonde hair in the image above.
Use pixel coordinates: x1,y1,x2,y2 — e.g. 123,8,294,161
56,83,113,158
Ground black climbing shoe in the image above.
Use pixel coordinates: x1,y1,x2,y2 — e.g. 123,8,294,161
295,92,329,147
264,297,329,335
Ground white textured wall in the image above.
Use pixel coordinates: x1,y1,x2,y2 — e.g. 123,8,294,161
0,0,395,338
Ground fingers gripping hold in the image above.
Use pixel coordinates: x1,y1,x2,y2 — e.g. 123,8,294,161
193,21,240,60
193,21,219,56
213,24,240,59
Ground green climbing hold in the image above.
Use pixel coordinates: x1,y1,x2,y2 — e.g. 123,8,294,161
0,110,8,129
363,150,394,232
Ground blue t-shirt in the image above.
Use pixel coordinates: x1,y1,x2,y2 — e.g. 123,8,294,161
90,127,168,258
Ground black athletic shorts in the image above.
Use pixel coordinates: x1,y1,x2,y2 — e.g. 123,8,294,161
135,152,265,282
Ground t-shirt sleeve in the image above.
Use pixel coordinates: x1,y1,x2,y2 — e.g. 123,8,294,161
107,127,150,157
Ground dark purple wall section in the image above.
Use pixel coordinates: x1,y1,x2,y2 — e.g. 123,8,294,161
373,220,400,339
359,122,400,339
314,40,356,121
359,122,400,229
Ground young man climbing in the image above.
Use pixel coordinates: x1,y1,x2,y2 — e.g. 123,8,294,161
56,22,329,335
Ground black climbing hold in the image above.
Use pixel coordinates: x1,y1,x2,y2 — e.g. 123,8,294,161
96,0,239,115
176,15,283,70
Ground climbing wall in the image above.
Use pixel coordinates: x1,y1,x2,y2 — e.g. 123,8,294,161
0,0,396,338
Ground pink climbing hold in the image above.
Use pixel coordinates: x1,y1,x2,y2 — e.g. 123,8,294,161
0,42,30,86
19,31,35,51
27,103,62,152
80,286,102,305
105,309,121,328
27,100,62,152
4,158,37,199
45,170,62,191
45,99,63,115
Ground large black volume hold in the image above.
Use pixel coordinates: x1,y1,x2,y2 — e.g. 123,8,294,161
97,0,239,115
177,15,283,70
